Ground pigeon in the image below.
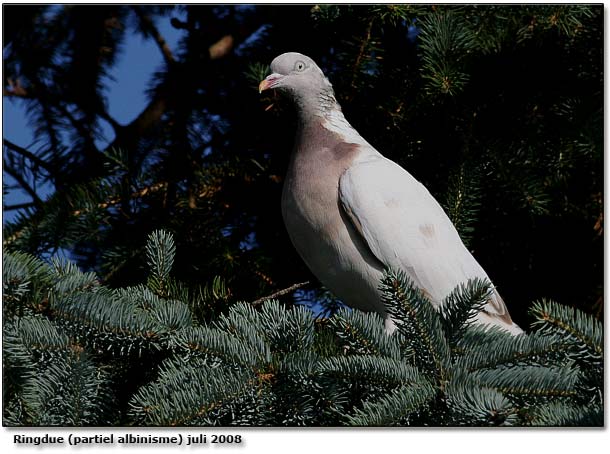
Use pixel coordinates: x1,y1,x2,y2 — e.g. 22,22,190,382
259,52,522,335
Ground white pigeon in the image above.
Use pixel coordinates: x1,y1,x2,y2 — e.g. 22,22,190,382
259,52,522,335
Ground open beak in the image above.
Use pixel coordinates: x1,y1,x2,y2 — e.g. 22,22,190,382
259,73,284,93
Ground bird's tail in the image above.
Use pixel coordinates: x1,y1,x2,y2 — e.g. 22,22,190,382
476,311,524,335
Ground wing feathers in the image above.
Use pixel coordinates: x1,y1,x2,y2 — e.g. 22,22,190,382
339,155,519,332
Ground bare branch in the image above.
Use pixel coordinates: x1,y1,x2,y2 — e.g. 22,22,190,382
3,78,30,98
209,35,234,60
251,281,311,307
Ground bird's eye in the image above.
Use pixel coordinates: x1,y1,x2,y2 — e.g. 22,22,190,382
294,61,307,72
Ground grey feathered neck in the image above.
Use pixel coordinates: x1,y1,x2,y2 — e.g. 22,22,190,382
317,85,340,117
291,81,341,124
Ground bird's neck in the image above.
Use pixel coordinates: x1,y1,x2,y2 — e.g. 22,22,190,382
293,86,373,149
316,87,340,118
298,94,373,149
294,86,341,122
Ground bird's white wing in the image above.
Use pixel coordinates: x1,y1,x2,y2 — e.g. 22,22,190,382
339,155,513,324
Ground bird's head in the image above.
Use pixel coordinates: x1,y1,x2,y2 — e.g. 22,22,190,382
259,52,336,114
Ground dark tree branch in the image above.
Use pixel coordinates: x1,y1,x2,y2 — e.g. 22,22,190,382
106,15,252,152
4,76,121,144
3,161,43,207
3,139,54,173
55,103,94,142
3,202,36,211
99,8,176,152
131,6,175,65
128,93,167,136
105,91,166,152
98,110,122,134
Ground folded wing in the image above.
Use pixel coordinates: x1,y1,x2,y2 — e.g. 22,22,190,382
338,154,519,331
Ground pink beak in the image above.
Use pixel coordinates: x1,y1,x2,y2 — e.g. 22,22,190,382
259,73,284,93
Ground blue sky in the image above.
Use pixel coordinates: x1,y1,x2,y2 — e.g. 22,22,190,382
3,11,186,223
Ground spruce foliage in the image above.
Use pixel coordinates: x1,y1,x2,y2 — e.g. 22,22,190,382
2,232,603,427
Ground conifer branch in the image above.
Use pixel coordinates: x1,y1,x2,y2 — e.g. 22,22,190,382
330,309,401,358
70,182,168,216
380,269,450,382
3,202,37,211
3,139,54,173
2,161,43,208
347,17,375,101
530,299,602,357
